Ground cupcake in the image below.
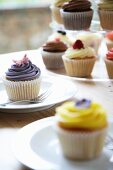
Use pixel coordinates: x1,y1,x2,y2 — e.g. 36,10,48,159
54,99,108,160
48,30,73,47
75,32,103,56
98,0,113,30
104,48,113,79
105,31,113,50
50,0,70,25
2,55,41,101
60,0,93,30
62,39,96,77
41,39,67,69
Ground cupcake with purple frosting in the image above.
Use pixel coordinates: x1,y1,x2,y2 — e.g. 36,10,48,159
3,54,41,101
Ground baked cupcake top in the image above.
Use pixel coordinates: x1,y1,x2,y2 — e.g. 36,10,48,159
5,55,41,81
42,39,67,52
48,30,73,47
62,40,96,59
53,0,70,7
62,0,92,12
55,99,108,131
98,0,113,10
106,48,113,60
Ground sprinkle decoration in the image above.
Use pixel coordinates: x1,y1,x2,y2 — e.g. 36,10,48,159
13,54,29,66
73,40,84,49
57,30,66,35
75,99,91,109
55,38,61,42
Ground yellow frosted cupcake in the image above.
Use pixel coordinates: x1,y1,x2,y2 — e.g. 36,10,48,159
55,99,108,160
62,39,96,77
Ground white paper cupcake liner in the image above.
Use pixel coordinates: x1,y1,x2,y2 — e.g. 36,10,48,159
104,58,113,79
60,9,93,30
3,77,41,101
62,56,96,77
55,125,107,160
41,50,65,69
98,10,113,30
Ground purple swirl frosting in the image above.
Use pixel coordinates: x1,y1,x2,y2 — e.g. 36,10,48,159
6,55,41,81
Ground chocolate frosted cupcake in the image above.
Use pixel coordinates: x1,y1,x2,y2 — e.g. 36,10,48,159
60,0,93,30
3,55,41,101
98,0,113,30
41,39,67,69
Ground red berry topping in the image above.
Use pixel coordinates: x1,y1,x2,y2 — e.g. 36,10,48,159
106,31,113,41
106,48,113,60
73,40,84,49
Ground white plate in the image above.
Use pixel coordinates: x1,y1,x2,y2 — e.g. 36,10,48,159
13,117,113,170
47,60,113,82
0,76,77,113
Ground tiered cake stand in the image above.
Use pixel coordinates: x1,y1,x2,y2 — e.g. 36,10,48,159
48,0,113,82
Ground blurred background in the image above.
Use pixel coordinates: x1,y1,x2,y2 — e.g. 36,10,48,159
0,0,52,54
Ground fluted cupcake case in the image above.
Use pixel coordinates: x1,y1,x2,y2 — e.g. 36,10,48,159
41,50,65,69
55,125,107,160
62,56,96,77
3,55,41,101
3,77,41,101
60,9,93,30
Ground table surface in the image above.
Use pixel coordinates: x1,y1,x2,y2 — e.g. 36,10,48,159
0,49,113,170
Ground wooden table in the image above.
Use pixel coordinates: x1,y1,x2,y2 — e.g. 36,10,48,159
0,49,113,170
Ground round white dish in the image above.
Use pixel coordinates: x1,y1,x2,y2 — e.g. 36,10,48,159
13,117,113,170
0,76,77,113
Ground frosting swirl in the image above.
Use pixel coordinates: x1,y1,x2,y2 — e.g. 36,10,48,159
55,99,108,130
48,31,72,47
53,0,70,7
106,48,113,60
62,0,92,12
6,55,41,81
43,41,67,52
98,0,113,10
63,46,95,59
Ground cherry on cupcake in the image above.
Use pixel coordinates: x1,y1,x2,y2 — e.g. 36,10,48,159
73,40,84,49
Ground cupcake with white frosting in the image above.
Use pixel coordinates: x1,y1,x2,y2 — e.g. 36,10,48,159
62,39,96,77
48,30,73,47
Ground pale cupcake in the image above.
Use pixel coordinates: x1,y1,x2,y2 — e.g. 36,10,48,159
60,0,93,30
54,99,108,160
62,39,96,77
48,30,73,47
3,55,41,101
50,0,70,25
105,31,113,50
104,48,113,79
75,32,103,56
41,39,67,69
98,0,113,30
